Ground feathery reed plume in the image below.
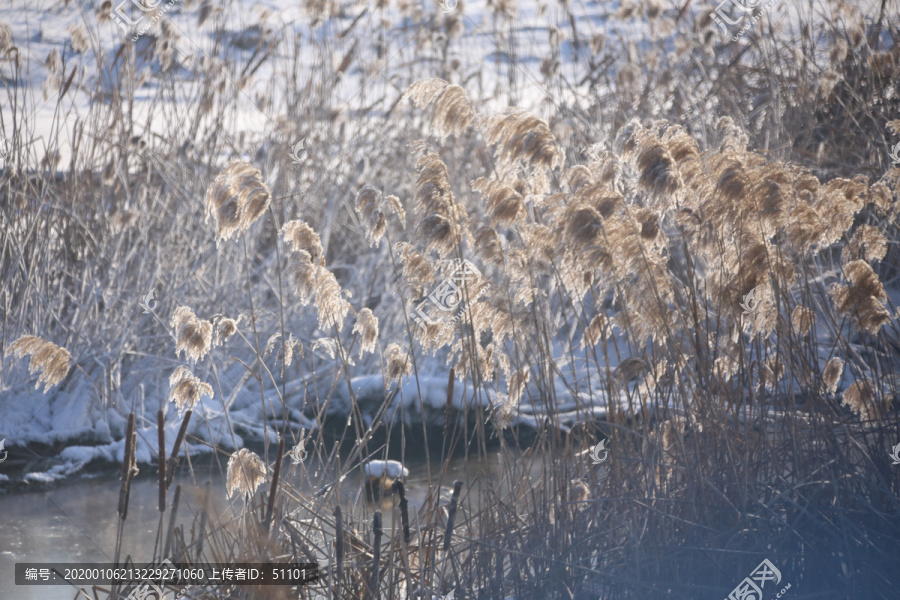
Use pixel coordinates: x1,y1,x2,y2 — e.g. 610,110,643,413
829,260,892,334
314,267,352,330
791,306,815,336
471,177,526,226
211,314,240,346
482,108,562,171
404,78,475,139
385,194,406,224
815,177,867,246
168,366,213,415
7,335,72,392
474,225,504,265
383,343,411,383
355,186,387,245
842,378,890,423
204,162,271,245
822,357,844,395
412,145,466,256
67,24,90,53
842,224,887,263
170,306,213,361
352,308,379,357
282,220,325,264
226,448,267,501
281,220,351,328
566,165,593,191
0,23,12,55
626,124,683,199
286,250,318,304
396,242,435,296
716,116,748,153
264,332,303,366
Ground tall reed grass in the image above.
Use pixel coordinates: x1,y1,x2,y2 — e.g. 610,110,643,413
1,1,899,598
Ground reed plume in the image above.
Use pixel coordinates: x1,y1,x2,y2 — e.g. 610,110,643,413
355,186,387,245
282,220,325,264
7,335,72,392
205,162,271,245
829,260,892,335
168,366,213,415
352,308,379,357
225,448,267,501
383,343,411,383
170,306,213,361
841,378,890,424
404,78,475,139
822,357,844,395
482,108,562,171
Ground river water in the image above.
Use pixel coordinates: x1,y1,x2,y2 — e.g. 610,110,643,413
0,446,510,600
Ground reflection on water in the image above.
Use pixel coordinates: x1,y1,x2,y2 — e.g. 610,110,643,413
0,448,508,600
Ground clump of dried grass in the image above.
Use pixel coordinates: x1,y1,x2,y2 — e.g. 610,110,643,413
7,335,72,392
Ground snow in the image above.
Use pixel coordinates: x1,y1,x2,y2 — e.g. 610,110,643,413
363,459,408,479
